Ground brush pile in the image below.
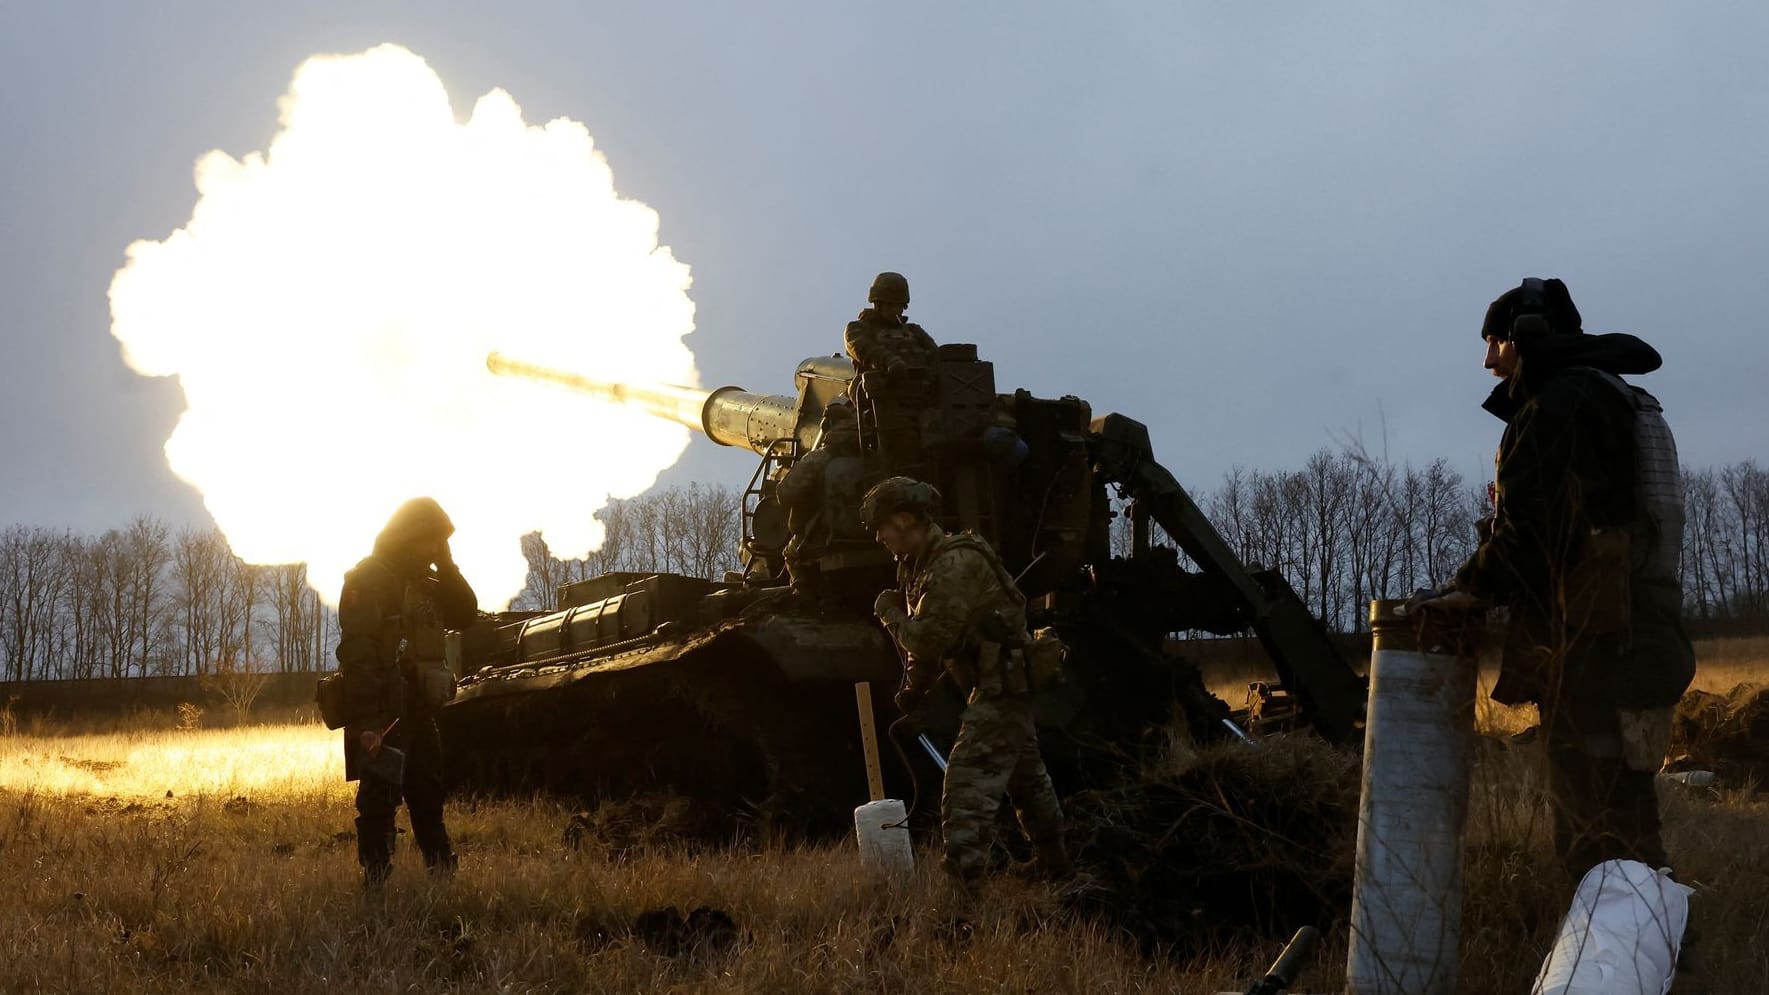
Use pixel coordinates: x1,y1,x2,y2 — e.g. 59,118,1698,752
1668,682,1769,788
1062,736,1361,954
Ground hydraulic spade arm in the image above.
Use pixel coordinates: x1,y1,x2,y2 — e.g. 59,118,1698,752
1088,413,1367,747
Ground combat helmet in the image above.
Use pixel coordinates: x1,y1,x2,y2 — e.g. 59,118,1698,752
868,272,910,306
860,476,941,530
818,396,855,427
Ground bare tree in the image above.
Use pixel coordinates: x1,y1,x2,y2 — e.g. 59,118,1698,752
516,532,571,611
0,527,69,681
1678,460,1769,621
267,563,322,673
514,484,743,610
1720,462,1767,618
1207,467,1255,566
60,533,104,680
171,526,234,677
675,482,740,580
1682,466,1725,619
201,647,270,723
228,558,264,670
1337,454,1397,632
120,516,171,677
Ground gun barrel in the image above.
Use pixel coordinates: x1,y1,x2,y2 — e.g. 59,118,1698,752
486,352,800,452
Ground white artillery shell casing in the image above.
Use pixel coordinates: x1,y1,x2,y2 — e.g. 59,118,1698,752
1346,599,1480,995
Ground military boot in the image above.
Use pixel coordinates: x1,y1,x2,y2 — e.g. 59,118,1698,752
356,816,395,887
1033,839,1074,881
425,850,459,878
1008,840,1074,882
412,817,457,878
937,852,983,896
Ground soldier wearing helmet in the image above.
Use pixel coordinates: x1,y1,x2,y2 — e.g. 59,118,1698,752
863,477,1070,884
844,272,938,376
335,496,478,886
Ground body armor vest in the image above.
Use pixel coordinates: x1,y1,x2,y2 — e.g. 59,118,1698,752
905,532,1032,697
1588,369,1684,586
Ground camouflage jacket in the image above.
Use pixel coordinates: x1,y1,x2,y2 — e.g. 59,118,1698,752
335,556,477,728
777,431,868,550
844,309,937,375
890,525,1029,697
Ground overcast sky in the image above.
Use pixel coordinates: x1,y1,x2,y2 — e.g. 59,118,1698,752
3,2,1765,537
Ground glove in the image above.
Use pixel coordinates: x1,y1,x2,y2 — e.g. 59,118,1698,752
1403,583,1481,616
873,589,907,624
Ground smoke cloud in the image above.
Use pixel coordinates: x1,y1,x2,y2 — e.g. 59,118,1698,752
109,44,697,608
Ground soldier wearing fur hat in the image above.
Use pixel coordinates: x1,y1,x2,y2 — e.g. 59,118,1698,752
862,476,1070,884
1415,278,1694,878
335,496,478,886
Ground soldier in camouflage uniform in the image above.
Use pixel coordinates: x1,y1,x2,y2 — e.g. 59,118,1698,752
843,272,938,376
336,497,478,886
776,398,867,605
862,476,1070,883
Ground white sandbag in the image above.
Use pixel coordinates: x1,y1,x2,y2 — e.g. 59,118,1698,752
854,799,914,878
1532,859,1692,995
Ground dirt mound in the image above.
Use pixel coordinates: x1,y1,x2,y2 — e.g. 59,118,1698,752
1668,682,1769,788
1063,737,1360,955
573,905,743,960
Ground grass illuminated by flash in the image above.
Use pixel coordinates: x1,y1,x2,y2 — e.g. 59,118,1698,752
0,723,343,799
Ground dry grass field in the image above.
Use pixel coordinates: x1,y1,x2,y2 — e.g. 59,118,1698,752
1,648,1765,993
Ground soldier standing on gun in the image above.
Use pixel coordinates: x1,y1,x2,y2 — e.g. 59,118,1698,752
862,476,1070,885
843,272,938,376
1414,278,1694,877
336,497,478,887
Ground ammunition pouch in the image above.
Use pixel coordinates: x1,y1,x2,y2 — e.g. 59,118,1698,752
315,672,350,730
1024,627,1068,691
1002,647,1030,697
417,662,458,708
952,637,1044,701
975,637,1007,697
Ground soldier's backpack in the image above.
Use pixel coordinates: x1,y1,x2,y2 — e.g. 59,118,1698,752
1559,369,1684,636
1584,370,1683,587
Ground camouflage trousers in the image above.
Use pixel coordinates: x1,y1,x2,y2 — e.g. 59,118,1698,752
940,693,1064,879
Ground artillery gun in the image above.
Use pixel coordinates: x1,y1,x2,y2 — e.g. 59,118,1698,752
439,345,1366,833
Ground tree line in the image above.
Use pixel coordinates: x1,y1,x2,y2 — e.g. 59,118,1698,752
0,484,743,683
1188,451,1485,633
1128,452,1769,633
4,458,1765,682
0,518,328,683
514,482,742,610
